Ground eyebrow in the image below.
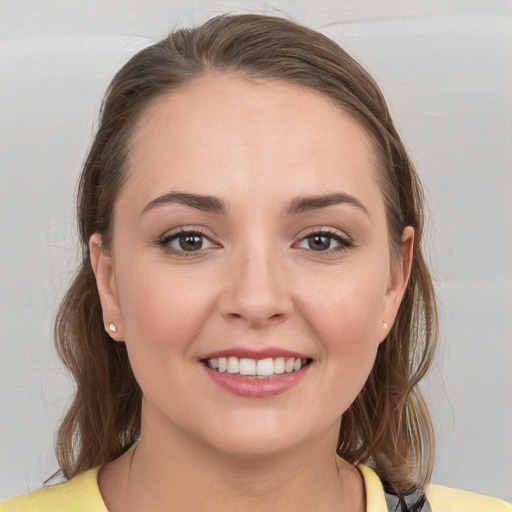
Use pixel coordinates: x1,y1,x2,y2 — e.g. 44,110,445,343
285,192,369,216
141,192,227,215
141,191,368,217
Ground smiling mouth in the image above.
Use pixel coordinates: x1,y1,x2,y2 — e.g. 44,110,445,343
203,356,312,377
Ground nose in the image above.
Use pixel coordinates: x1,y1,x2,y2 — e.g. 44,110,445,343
218,242,293,327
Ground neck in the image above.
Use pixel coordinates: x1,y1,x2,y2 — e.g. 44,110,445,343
99,414,365,512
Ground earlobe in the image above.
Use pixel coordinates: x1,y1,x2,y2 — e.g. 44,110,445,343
380,226,414,338
89,233,124,341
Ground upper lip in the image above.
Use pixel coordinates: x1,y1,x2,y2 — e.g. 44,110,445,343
200,347,310,360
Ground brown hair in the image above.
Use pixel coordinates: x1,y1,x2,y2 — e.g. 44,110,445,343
55,13,437,504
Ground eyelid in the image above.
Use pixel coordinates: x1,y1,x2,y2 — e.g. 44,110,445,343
159,225,208,241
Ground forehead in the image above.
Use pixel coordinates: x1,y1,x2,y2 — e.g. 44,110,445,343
121,74,383,217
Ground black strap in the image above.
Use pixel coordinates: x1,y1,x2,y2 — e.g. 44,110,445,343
383,488,431,512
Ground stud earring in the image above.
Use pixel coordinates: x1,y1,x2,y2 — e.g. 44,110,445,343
107,323,117,333
383,322,388,330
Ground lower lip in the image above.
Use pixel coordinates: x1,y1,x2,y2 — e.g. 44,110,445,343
203,364,310,398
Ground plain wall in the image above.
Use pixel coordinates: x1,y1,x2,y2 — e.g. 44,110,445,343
1,0,511,502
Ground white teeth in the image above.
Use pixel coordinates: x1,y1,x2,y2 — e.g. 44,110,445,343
227,356,239,374
256,358,274,376
206,356,308,376
274,357,285,374
239,358,256,375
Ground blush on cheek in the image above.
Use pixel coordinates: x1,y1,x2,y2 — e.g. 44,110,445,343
306,287,383,343
121,267,210,331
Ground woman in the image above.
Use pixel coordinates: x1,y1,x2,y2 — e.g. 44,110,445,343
1,14,509,512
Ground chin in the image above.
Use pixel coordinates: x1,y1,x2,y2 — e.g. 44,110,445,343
197,411,336,461
209,432,305,460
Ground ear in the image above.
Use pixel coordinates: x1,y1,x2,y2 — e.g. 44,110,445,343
379,226,414,342
89,233,124,341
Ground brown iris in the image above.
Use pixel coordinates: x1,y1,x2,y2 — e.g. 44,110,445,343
307,234,331,251
179,234,203,251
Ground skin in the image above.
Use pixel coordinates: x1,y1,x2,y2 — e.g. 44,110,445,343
90,74,413,512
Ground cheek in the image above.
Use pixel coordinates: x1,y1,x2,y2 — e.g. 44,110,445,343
115,262,217,359
114,265,221,405
298,265,387,399
303,267,385,345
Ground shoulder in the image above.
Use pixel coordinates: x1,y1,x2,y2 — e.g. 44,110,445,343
427,484,512,512
358,464,511,512
0,469,107,512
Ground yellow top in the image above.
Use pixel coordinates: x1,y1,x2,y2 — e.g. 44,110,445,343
1,464,510,512
357,465,511,512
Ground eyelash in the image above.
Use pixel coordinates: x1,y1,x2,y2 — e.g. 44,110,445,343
158,227,217,257
157,227,353,256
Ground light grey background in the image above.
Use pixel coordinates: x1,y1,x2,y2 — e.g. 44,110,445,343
1,0,511,502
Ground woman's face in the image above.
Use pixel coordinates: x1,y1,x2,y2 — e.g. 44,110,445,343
91,75,412,457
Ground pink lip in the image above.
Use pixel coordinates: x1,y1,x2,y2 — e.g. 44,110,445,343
201,347,309,360
202,362,310,398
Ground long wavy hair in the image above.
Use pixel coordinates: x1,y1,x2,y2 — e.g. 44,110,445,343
55,13,437,504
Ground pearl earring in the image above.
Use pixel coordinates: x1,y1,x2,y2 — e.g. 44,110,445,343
383,322,388,330
107,323,117,333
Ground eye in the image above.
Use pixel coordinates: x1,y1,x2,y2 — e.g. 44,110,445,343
159,229,217,255
296,229,352,252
